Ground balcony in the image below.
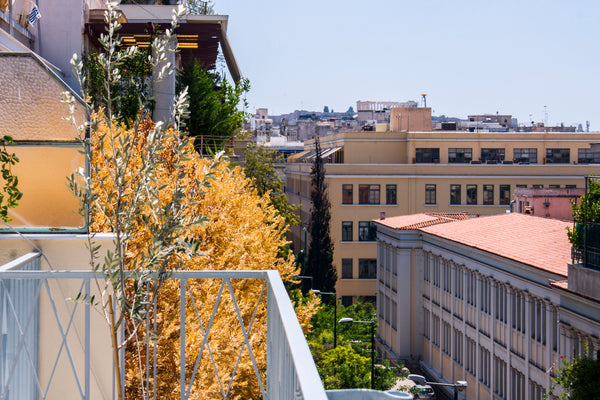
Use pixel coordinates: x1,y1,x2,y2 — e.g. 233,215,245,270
0,252,328,399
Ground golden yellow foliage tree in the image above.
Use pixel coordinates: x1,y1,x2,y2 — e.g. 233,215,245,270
85,114,319,398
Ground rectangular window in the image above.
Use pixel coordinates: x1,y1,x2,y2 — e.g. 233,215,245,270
483,185,494,205
546,148,570,163
511,368,525,400
448,148,472,163
432,315,440,346
358,221,377,241
415,148,440,163
341,258,353,279
450,184,461,205
342,221,353,241
453,329,463,365
341,296,353,307
481,148,505,163
577,148,600,163
342,184,353,204
391,301,397,330
566,184,577,189
359,184,380,204
480,346,491,386
465,337,476,375
425,184,436,205
499,185,510,205
386,184,397,204
358,259,377,279
549,184,560,189
513,148,538,164
494,356,507,398
467,185,477,205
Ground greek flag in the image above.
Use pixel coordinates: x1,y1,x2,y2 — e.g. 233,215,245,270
28,6,41,26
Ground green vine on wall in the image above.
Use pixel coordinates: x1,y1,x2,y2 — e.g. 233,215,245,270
0,135,22,222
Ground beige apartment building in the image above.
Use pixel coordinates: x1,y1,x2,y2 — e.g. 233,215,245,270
286,128,600,303
374,212,600,400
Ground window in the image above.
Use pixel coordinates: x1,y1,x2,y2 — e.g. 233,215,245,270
511,369,525,400
432,315,440,346
450,184,461,205
358,221,377,241
341,296,353,307
465,337,476,375
546,148,570,163
494,356,507,398
448,148,472,163
453,329,463,365
516,184,527,188
499,185,510,205
466,185,477,204
549,184,560,189
391,301,397,330
513,148,538,164
342,184,353,204
530,381,546,400
480,346,491,386
386,184,397,204
359,184,380,204
425,184,436,205
442,321,451,355
358,259,377,279
481,148,505,163
341,258,353,279
415,148,440,163
423,309,430,339
342,221,353,241
578,148,600,163
532,184,543,189
483,185,494,205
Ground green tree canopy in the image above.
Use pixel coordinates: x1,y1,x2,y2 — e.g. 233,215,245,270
244,143,299,229
176,60,250,154
305,137,336,293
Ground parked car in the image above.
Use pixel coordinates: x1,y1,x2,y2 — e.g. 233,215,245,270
412,385,435,399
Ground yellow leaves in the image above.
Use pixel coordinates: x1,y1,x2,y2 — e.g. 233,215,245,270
88,113,306,398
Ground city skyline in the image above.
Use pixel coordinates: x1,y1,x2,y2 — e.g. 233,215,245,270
216,0,599,129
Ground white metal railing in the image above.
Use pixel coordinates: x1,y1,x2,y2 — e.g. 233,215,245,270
0,253,327,399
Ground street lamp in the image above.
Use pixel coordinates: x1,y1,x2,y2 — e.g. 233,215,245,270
312,290,337,348
338,317,375,389
407,374,467,400
294,275,313,290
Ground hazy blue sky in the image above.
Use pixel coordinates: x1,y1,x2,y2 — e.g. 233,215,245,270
215,0,599,129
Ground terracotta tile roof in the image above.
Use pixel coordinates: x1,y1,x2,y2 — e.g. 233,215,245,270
375,213,469,230
550,280,568,289
421,213,571,277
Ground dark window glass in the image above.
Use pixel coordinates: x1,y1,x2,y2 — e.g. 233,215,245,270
341,296,353,307
549,184,560,189
358,221,377,241
450,184,461,205
532,184,543,189
483,185,494,205
546,148,570,163
415,148,440,163
577,149,600,164
425,184,436,205
513,148,537,164
448,148,473,163
359,184,380,204
342,184,353,204
386,184,397,204
499,185,510,205
516,184,527,188
342,221,353,241
358,296,376,304
566,184,577,189
481,148,505,163
341,258,353,279
358,259,377,279
467,185,477,205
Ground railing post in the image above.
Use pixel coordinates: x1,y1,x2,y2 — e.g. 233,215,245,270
180,277,186,400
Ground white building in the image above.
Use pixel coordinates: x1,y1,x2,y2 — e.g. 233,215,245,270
375,212,600,400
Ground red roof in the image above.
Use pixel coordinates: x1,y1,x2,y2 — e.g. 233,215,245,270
376,213,469,230
379,213,571,277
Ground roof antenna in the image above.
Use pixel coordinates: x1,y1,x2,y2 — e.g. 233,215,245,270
421,94,427,108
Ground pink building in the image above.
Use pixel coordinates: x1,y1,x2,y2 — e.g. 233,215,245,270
514,187,584,221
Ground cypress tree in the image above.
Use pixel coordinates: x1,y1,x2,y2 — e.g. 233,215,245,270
305,137,337,293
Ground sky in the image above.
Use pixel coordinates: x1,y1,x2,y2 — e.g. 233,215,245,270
215,0,599,129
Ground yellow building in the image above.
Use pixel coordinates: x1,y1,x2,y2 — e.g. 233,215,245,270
286,128,600,304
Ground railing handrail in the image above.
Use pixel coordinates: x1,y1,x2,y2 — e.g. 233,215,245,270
0,265,327,399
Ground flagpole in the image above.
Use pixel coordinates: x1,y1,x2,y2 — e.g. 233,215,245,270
35,0,42,56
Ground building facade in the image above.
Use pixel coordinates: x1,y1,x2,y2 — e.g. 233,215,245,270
375,213,600,400
286,129,600,303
